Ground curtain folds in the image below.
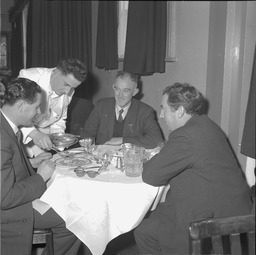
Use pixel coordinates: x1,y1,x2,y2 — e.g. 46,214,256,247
10,13,23,77
26,0,93,98
96,1,118,70
241,44,256,159
123,1,167,76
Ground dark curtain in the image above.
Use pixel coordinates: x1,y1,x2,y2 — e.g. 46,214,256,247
241,44,256,159
96,1,118,70
26,0,93,98
10,13,24,77
123,1,167,76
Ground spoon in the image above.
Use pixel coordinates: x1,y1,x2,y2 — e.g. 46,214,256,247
52,147,75,159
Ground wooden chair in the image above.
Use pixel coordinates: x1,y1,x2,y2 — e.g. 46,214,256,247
189,214,255,255
32,228,54,255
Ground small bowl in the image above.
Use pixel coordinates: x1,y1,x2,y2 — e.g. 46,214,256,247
85,170,99,178
73,166,99,178
74,166,86,177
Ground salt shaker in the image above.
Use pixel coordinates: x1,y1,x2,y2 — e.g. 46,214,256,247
116,156,124,171
102,153,109,163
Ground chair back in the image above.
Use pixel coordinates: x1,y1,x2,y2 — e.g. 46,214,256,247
32,228,54,255
189,214,255,255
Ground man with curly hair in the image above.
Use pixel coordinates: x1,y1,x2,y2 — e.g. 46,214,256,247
18,58,87,157
134,83,252,254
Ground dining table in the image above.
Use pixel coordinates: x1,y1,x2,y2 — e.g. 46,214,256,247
34,144,166,255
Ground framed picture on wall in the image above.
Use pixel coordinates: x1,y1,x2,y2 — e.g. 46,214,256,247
0,31,11,75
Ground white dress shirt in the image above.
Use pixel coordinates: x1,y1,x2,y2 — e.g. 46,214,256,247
18,67,74,142
115,103,131,121
18,67,74,157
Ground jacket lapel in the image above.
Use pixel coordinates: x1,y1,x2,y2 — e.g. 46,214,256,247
107,99,116,139
123,99,138,136
1,112,35,176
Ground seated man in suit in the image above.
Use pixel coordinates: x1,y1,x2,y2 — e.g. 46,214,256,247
0,78,82,255
82,71,163,149
134,82,252,254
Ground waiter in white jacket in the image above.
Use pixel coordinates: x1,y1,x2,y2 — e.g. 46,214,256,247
18,58,87,157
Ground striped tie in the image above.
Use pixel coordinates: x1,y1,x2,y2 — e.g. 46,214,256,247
16,129,22,144
117,109,124,122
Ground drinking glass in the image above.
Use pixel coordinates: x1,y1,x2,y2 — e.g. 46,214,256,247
79,137,95,154
122,143,145,177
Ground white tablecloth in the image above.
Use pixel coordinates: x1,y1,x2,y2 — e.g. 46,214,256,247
39,147,164,255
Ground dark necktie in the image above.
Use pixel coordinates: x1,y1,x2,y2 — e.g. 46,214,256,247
117,109,124,122
16,129,33,175
16,129,22,144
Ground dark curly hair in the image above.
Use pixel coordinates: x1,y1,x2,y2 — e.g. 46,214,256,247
1,78,41,106
57,59,87,82
163,83,204,115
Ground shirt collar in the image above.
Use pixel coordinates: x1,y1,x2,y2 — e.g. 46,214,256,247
48,90,59,98
115,102,131,118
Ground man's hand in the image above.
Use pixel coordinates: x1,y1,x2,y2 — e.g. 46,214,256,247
29,130,53,150
29,152,53,168
104,137,123,146
37,160,56,182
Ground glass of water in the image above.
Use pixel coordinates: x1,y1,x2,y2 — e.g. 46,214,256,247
122,143,145,177
79,137,95,154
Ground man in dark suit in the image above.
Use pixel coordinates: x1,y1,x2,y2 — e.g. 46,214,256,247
134,83,252,254
0,78,81,255
82,71,163,149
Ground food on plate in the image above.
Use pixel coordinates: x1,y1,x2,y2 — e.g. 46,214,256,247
55,157,91,167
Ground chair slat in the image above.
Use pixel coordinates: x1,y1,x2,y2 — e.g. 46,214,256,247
230,233,241,255
247,231,255,255
32,228,54,255
189,214,255,255
212,235,224,254
191,239,202,255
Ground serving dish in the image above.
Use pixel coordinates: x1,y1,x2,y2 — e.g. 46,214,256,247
50,132,78,150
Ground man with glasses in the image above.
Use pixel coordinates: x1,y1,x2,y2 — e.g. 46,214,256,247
82,71,163,149
18,58,87,157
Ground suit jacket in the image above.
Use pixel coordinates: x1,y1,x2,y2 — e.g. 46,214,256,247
18,67,73,142
0,112,46,255
142,114,252,254
83,97,163,149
